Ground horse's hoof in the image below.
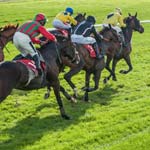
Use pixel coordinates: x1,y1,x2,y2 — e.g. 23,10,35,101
62,114,71,120
83,99,91,103
71,97,77,103
83,96,89,102
103,78,107,84
119,70,127,74
73,93,78,99
112,77,117,81
44,93,50,99
81,86,87,91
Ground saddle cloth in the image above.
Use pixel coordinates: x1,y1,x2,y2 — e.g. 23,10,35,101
83,44,96,58
17,59,46,72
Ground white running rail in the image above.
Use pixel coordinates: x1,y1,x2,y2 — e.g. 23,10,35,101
47,20,150,30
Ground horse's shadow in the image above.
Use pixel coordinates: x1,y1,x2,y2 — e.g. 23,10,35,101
0,84,118,150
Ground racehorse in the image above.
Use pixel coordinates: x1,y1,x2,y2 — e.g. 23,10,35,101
0,24,18,61
0,35,78,120
102,12,144,83
63,24,121,101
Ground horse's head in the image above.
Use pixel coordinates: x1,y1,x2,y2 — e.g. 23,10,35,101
0,24,19,42
125,13,144,33
58,38,80,65
0,24,19,61
74,13,86,24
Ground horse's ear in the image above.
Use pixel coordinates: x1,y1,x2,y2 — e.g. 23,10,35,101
16,23,19,28
135,12,137,18
83,13,86,17
128,13,131,16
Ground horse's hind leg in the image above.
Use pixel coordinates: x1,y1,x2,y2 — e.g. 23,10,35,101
83,70,101,102
0,80,14,103
44,85,51,99
83,71,91,101
111,58,119,81
93,70,101,90
104,57,114,83
120,55,133,74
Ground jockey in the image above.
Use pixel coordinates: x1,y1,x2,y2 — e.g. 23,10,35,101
52,7,77,35
102,8,126,46
13,13,57,75
71,15,104,60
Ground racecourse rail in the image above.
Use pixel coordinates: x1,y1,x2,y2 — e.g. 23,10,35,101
47,20,150,30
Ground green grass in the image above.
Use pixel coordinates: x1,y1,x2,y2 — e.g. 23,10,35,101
0,0,150,150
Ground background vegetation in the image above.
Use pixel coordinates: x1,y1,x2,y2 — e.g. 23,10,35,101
0,0,150,150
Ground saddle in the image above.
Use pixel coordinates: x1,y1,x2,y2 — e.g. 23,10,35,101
12,53,46,80
15,58,46,86
16,59,38,74
83,44,96,58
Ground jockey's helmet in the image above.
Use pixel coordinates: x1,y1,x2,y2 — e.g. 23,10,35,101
86,16,96,24
65,7,74,15
34,13,47,26
115,8,122,15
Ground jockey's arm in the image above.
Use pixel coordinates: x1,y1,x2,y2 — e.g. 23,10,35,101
38,26,57,42
118,15,126,27
31,37,41,44
68,16,77,25
92,26,101,41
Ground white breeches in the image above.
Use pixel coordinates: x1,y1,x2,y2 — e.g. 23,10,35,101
52,19,71,29
13,32,38,57
71,34,96,44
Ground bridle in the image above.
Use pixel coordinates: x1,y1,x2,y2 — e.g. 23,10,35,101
71,44,80,64
0,31,11,54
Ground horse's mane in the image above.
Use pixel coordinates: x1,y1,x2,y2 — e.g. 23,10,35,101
0,24,18,32
100,26,111,34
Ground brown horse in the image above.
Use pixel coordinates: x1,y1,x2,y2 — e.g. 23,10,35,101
102,12,144,83
63,25,121,101
0,35,78,120
0,24,18,61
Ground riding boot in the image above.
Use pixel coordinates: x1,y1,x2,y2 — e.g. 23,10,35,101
66,28,72,38
32,54,42,76
93,43,104,60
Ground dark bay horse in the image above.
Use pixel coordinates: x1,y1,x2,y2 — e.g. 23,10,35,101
63,25,121,101
64,42,105,101
0,24,18,61
102,13,144,83
0,37,78,119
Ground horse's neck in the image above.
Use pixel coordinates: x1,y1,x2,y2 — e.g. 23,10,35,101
124,27,133,43
0,30,13,48
0,37,7,49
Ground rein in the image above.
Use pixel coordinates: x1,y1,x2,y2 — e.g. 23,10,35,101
0,34,10,54
71,46,79,64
